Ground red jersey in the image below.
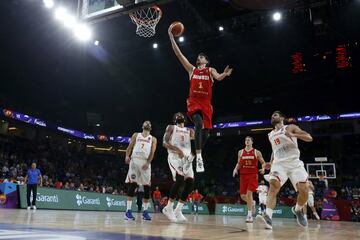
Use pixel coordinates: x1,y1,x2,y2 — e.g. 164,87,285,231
239,148,258,174
152,190,161,200
189,67,213,101
192,192,203,202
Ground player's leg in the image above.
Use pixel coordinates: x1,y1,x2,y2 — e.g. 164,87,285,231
289,164,309,227
257,163,286,230
125,182,138,220
140,163,152,220
310,206,320,220
245,190,254,222
259,196,266,214
125,160,139,220
192,112,206,172
163,173,185,222
174,176,194,221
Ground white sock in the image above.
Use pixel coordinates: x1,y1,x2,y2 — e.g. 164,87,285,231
175,202,184,213
266,208,273,219
295,203,303,212
196,153,202,159
247,210,252,217
126,200,132,211
143,202,149,211
166,200,174,209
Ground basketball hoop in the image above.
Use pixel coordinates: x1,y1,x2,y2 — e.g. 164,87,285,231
129,5,162,38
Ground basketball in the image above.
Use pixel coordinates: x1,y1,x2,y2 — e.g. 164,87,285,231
170,21,184,37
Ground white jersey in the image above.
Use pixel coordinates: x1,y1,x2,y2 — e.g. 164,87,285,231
268,125,300,162
131,133,153,159
257,185,268,197
168,125,191,156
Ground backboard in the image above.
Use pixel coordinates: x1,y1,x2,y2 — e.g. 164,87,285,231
78,0,171,23
306,163,336,179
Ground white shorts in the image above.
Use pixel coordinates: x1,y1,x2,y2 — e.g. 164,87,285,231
259,195,267,205
125,158,151,185
269,158,308,191
168,153,194,181
307,194,314,207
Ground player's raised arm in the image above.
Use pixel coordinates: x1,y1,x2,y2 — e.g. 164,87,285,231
125,133,138,164
210,66,233,81
168,26,194,74
286,124,313,142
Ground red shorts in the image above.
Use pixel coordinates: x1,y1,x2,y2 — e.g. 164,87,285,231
187,98,213,129
240,173,258,195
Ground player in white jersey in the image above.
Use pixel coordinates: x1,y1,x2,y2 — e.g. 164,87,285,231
257,180,268,215
305,180,320,220
124,120,157,221
162,112,195,222
257,111,313,229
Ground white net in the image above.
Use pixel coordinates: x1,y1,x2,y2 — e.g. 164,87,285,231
129,6,162,38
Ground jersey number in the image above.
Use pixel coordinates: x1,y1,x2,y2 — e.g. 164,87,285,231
245,160,252,166
274,138,281,145
141,143,145,149
198,82,203,89
181,135,185,142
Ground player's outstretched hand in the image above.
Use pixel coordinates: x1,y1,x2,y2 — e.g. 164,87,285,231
264,162,271,170
232,169,238,177
224,65,233,76
259,168,265,175
285,130,295,138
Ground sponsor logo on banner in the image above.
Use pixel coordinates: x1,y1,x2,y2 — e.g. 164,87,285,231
83,134,95,140
222,205,245,213
75,194,100,206
34,119,47,127
106,197,126,208
31,193,59,203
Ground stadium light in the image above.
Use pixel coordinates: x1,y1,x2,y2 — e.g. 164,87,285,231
54,7,68,21
218,26,224,31
63,15,77,29
273,12,282,21
94,40,99,46
74,24,92,42
153,43,158,49
179,36,184,42
43,0,54,9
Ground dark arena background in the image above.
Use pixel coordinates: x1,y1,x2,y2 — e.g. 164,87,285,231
0,0,359,239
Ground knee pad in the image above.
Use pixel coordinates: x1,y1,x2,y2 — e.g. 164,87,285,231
127,183,137,197
169,174,185,199
143,185,150,199
180,178,194,202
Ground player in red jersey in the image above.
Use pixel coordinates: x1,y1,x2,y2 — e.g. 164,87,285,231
233,136,267,223
168,26,233,173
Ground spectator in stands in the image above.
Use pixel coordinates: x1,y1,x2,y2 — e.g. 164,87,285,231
152,186,161,213
192,189,203,215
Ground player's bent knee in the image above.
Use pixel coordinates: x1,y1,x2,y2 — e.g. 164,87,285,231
296,182,309,193
127,182,138,197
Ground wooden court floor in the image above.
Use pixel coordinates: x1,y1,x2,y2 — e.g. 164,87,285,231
0,209,359,240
